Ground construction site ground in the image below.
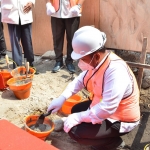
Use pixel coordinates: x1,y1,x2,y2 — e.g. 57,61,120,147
0,51,150,150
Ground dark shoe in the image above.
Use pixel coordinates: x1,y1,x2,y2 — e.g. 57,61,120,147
66,63,75,73
52,61,64,73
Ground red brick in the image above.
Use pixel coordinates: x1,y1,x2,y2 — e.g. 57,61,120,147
0,119,59,150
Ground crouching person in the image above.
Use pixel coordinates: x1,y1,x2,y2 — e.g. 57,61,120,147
47,26,140,150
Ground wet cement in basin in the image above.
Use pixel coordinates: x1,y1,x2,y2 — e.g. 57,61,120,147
12,79,31,86
29,124,51,132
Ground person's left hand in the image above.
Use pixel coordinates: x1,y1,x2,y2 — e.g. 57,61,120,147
69,5,80,16
64,110,91,133
46,2,55,15
23,2,33,13
64,112,82,133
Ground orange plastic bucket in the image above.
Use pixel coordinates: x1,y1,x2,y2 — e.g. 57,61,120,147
24,115,54,140
0,73,6,90
7,77,32,99
11,66,35,78
0,69,12,87
60,94,82,115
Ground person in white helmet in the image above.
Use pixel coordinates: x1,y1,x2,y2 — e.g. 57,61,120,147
47,26,140,150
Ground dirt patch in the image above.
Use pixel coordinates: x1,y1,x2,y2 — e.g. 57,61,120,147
0,58,150,150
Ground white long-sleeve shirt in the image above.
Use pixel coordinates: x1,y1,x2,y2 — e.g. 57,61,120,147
61,52,140,133
1,0,35,25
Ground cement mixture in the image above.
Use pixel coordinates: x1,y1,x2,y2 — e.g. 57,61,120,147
0,56,150,150
30,124,51,132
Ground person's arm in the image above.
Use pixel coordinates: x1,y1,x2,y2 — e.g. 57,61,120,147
45,0,55,15
61,71,87,99
69,0,86,16
47,71,87,113
23,1,35,13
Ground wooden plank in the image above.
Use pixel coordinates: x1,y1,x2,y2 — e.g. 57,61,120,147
137,37,147,89
100,0,150,52
80,0,100,28
31,1,53,55
126,61,150,69
0,119,59,150
5,0,150,55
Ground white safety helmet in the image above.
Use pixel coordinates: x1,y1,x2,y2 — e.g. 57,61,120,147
71,26,107,60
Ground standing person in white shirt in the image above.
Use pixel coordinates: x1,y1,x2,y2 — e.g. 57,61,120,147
45,0,85,73
0,0,7,58
47,26,140,150
1,0,35,69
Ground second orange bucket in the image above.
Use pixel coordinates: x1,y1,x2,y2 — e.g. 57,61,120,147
60,94,82,115
7,77,32,99
0,69,12,87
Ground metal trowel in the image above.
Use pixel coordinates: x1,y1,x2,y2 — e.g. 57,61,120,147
35,109,53,128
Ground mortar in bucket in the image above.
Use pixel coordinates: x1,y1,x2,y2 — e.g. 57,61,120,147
24,115,54,140
7,76,32,99
11,66,35,78
60,94,82,115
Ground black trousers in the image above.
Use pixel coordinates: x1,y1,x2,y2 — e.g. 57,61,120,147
0,13,7,54
51,17,80,63
7,18,34,68
68,100,129,149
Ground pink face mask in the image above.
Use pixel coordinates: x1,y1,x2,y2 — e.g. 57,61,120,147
78,55,95,71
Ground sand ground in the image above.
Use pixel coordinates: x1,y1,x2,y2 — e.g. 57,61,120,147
0,51,150,150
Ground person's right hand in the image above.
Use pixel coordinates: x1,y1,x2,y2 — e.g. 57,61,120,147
47,95,66,113
46,2,55,16
23,2,33,13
